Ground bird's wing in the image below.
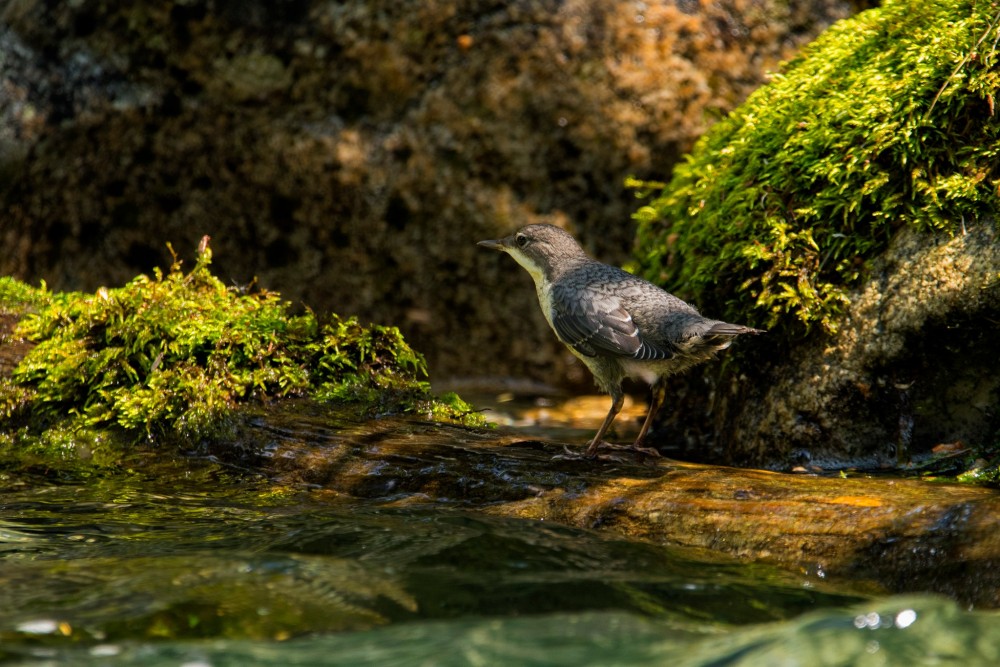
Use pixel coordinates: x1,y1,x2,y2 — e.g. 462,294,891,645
550,284,673,360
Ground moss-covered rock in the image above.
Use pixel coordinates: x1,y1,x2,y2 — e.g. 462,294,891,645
727,221,1000,468
0,239,482,465
634,0,1000,333
629,0,1000,467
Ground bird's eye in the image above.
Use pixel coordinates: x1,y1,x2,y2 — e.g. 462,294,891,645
515,233,529,248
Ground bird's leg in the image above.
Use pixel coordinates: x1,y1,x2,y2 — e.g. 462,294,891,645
631,378,667,457
583,390,625,458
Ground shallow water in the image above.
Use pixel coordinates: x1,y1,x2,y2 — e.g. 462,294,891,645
2,419,1000,666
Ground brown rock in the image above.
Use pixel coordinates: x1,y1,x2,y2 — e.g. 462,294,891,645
0,0,857,387
719,221,1000,468
261,411,1000,609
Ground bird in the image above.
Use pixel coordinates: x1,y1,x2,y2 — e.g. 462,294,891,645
478,223,762,459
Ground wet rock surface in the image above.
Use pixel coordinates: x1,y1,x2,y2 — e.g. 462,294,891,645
253,405,1000,609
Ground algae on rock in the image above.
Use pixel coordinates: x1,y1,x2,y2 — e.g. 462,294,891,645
633,0,1000,334
0,239,481,463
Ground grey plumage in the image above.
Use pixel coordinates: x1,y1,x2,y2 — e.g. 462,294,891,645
478,223,762,458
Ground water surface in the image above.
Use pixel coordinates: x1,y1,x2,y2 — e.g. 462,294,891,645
2,421,999,665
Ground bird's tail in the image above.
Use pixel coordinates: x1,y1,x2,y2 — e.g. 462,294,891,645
705,322,765,336
701,321,764,348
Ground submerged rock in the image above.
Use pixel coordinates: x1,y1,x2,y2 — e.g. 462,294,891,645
253,406,1000,609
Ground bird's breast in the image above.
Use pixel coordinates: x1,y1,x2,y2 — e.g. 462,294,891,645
535,282,559,331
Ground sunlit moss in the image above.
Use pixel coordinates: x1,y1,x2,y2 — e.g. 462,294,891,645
956,460,1000,486
906,442,1000,487
0,240,483,459
632,0,1000,333
0,276,54,313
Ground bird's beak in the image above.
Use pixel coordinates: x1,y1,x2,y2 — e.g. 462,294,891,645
477,238,510,252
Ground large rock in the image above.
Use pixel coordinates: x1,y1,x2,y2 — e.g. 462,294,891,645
725,221,1000,468
0,0,856,385
633,1,1000,466
259,409,1000,609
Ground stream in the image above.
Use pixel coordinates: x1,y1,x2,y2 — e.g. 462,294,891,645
2,399,1000,666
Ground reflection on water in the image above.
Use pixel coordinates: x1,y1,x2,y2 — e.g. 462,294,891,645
461,390,650,442
2,436,1000,665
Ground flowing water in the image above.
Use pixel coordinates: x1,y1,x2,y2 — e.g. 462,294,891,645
2,410,1000,666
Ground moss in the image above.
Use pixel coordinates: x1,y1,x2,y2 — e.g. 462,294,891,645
919,427,1000,486
0,239,484,458
632,0,1000,333
956,457,1000,486
0,276,53,313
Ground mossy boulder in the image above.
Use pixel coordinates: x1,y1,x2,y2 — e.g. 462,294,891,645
0,240,481,467
728,221,1000,469
634,0,1000,467
635,0,1000,333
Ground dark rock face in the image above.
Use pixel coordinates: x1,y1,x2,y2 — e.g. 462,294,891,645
0,0,854,385
720,221,1000,469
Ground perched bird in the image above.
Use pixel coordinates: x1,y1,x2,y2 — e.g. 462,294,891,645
478,224,762,458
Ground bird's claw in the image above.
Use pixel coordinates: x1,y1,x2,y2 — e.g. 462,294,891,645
596,441,663,458
551,444,596,461
630,444,662,458
550,441,661,462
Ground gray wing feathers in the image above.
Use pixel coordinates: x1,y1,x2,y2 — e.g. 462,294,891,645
550,285,674,360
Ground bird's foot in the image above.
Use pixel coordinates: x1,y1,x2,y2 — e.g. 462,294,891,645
551,444,623,462
551,441,660,463
629,443,662,458
551,445,598,461
596,441,662,458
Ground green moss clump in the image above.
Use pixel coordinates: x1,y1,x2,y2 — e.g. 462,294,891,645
1,241,483,451
0,276,53,313
632,0,1000,332
957,457,1000,487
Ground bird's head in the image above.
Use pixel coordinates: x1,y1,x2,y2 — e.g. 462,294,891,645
477,224,589,283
